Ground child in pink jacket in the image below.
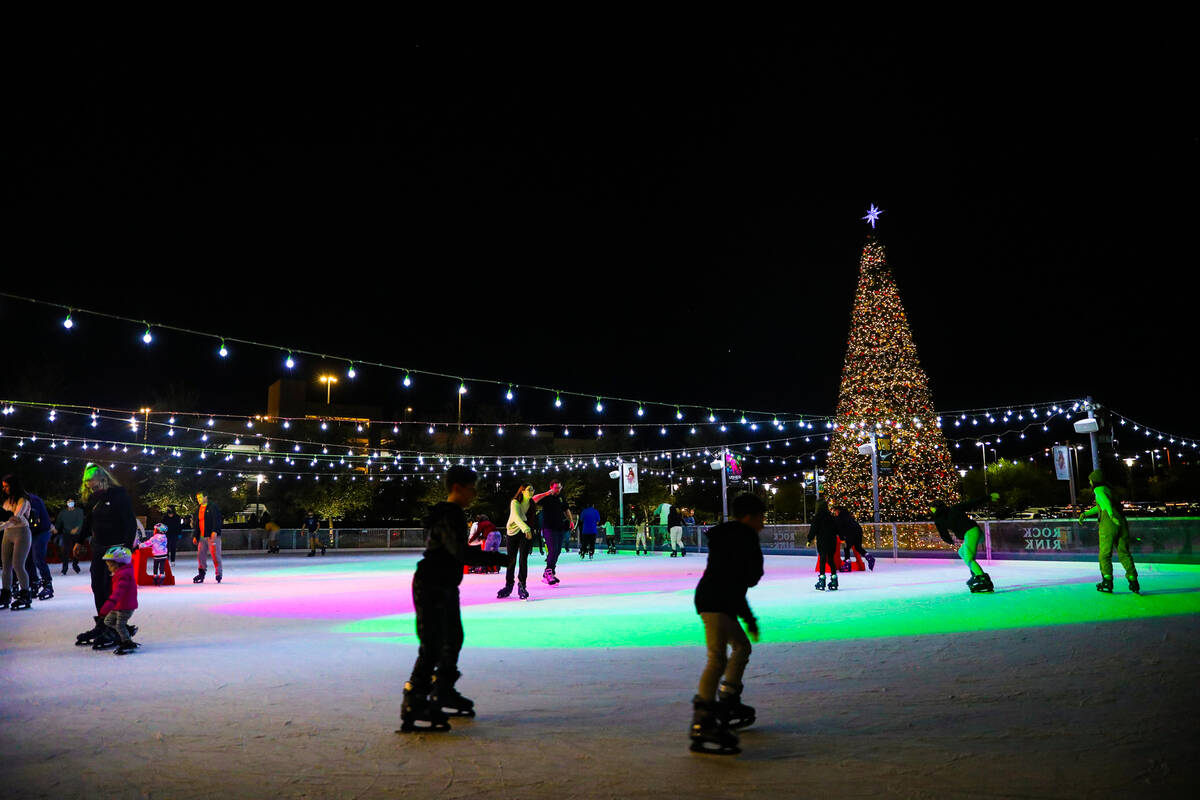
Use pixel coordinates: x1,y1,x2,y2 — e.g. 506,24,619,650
98,546,139,655
139,523,170,585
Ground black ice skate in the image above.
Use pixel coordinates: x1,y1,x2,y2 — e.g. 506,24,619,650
432,672,476,718
8,589,32,610
815,574,826,591
1096,576,1114,593
866,553,876,571
972,573,995,593
690,696,740,756
828,573,839,591
37,580,53,600
91,628,119,650
517,583,529,600
397,681,451,733
114,640,139,655
497,583,514,599
216,573,222,583
718,680,757,730
1128,576,1141,594
0,588,10,609
193,569,206,584
76,615,106,646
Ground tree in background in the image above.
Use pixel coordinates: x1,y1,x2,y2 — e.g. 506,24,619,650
824,234,959,521
292,480,375,538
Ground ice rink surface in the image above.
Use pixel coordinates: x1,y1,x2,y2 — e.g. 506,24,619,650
3,550,1199,799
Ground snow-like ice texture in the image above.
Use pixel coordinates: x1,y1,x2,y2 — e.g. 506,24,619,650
2,551,1198,799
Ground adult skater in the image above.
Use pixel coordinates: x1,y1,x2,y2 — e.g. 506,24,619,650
25,489,55,600
834,505,875,571
74,464,138,647
690,493,765,756
534,482,571,585
668,504,685,557
632,504,650,555
54,498,83,574
1079,470,1139,594
302,510,323,556
400,466,509,733
807,501,840,591
498,484,535,600
930,494,996,593
159,505,183,563
192,491,223,583
1,475,34,610
579,502,600,559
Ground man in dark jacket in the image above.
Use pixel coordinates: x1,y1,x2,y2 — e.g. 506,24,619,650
931,494,996,593
54,497,84,574
400,467,509,733
24,492,55,599
192,492,223,584
806,501,840,591
690,493,766,756
160,505,183,563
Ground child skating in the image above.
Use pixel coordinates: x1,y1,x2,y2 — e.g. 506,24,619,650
139,523,170,585
1079,470,1140,594
400,466,509,733
689,494,765,756
931,494,996,593
807,501,839,591
97,546,139,654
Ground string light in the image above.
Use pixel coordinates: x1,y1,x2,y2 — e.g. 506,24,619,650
63,312,73,330
218,340,228,358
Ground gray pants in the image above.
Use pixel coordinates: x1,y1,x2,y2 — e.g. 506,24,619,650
669,526,684,552
104,609,135,641
698,612,752,701
2,525,32,592
197,536,222,576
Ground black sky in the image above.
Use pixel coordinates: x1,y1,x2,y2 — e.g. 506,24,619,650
7,25,1197,442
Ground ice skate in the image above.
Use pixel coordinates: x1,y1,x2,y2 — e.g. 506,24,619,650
547,569,560,586
1128,576,1141,594
718,681,757,730
966,574,983,592
307,550,315,557
75,615,106,645
0,589,9,609
72,562,81,573
397,681,451,733
91,628,119,650
973,573,995,593
8,589,32,610
517,583,529,600
114,640,139,655
1096,576,1114,593
216,573,222,583
193,569,206,584
689,696,740,756
866,553,876,571
37,580,54,600
496,583,514,599
815,574,826,591
828,573,839,591
61,562,69,576
432,672,476,718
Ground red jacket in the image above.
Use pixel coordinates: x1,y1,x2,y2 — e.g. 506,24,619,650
100,563,139,615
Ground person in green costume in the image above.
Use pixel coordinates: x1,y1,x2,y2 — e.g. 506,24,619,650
1078,469,1140,594
930,495,996,593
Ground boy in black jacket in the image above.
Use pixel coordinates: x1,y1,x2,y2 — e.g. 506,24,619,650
690,494,766,755
931,494,997,593
400,467,509,733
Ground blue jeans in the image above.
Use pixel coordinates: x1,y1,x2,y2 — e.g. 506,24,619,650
27,530,53,584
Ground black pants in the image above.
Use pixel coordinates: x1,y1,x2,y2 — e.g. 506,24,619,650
843,538,867,559
815,537,837,574
580,533,596,556
543,528,563,571
408,576,463,689
505,533,531,585
166,534,179,562
90,550,113,614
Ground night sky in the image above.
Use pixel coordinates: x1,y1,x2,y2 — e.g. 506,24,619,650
8,26,1197,445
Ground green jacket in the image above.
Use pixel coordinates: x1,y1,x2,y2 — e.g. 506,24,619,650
1079,485,1127,538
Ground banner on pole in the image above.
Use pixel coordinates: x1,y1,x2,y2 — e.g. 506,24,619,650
1052,446,1071,481
877,435,895,476
622,464,639,494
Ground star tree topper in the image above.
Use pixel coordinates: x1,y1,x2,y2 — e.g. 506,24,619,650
862,203,883,228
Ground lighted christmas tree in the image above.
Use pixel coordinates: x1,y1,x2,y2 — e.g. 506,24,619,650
824,209,959,521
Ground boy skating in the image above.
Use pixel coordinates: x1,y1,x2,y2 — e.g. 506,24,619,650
931,494,996,593
400,466,508,733
690,494,765,756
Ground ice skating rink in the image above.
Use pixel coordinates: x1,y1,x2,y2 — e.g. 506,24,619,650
4,551,1199,799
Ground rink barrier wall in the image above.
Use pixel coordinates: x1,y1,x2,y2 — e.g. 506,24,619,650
173,519,1200,564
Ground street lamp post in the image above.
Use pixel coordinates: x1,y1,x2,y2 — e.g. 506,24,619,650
977,442,989,497
319,375,338,405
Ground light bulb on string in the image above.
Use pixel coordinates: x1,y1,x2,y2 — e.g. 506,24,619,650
218,340,228,358
63,312,74,329
505,385,514,401
459,381,467,395
285,352,295,369
637,405,645,417
555,393,562,408
142,324,153,345
676,407,683,420
596,398,604,412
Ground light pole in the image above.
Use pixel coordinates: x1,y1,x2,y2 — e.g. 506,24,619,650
976,442,989,497
858,434,880,523
1123,457,1136,503
319,375,338,405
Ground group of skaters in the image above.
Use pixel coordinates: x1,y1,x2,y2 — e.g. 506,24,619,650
400,466,1146,756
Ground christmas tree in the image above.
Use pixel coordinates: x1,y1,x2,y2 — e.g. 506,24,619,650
824,219,959,521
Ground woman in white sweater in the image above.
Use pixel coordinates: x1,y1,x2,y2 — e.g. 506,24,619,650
497,484,536,600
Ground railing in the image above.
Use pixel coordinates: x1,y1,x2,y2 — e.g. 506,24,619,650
175,518,1200,564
